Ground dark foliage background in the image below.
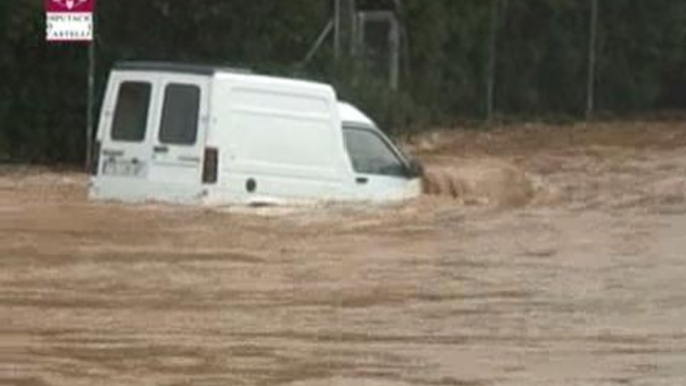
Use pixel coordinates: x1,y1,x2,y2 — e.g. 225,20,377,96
1,0,685,163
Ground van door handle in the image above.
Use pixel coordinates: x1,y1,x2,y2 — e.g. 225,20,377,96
356,177,368,185
153,145,168,153
102,148,124,157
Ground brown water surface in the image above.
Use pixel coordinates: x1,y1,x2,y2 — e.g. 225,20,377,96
2,122,686,385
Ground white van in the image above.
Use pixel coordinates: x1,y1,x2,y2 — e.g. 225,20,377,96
89,62,422,205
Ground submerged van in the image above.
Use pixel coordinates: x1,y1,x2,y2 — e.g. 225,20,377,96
89,61,422,205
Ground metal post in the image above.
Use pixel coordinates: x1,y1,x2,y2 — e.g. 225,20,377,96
85,16,96,171
333,0,341,60
486,0,499,122
586,0,599,119
303,20,334,65
357,13,366,64
349,0,357,56
394,0,411,82
389,18,400,90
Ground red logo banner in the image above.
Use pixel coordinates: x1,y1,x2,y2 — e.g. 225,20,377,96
44,0,94,13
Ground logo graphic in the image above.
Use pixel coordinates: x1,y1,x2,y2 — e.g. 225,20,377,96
45,0,94,42
45,0,94,13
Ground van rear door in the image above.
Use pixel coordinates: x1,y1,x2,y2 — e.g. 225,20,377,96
147,74,210,201
98,71,158,184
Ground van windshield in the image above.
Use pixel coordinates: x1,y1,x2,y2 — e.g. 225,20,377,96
343,126,407,177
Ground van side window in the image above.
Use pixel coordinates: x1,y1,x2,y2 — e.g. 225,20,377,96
343,127,406,177
111,82,151,142
159,84,200,145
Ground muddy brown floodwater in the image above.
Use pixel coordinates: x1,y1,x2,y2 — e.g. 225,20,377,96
2,121,686,386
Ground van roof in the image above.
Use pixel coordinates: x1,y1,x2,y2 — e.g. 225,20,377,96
113,61,332,92
338,102,376,127
113,61,252,76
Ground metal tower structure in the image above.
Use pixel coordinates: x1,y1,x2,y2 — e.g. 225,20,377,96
304,0,404,90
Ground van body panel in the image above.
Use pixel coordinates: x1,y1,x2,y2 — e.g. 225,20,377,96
206,74,352,204
90,62,422,206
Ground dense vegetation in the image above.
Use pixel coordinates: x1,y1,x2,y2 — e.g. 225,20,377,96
1,0,685,163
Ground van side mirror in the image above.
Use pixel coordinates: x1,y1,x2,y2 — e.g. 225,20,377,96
405,158,424,179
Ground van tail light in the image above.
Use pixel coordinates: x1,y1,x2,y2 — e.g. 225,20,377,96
202,147,218,184
90,140,101,175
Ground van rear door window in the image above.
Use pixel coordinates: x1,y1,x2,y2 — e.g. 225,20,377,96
159,84,200,145
111,82,151,142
